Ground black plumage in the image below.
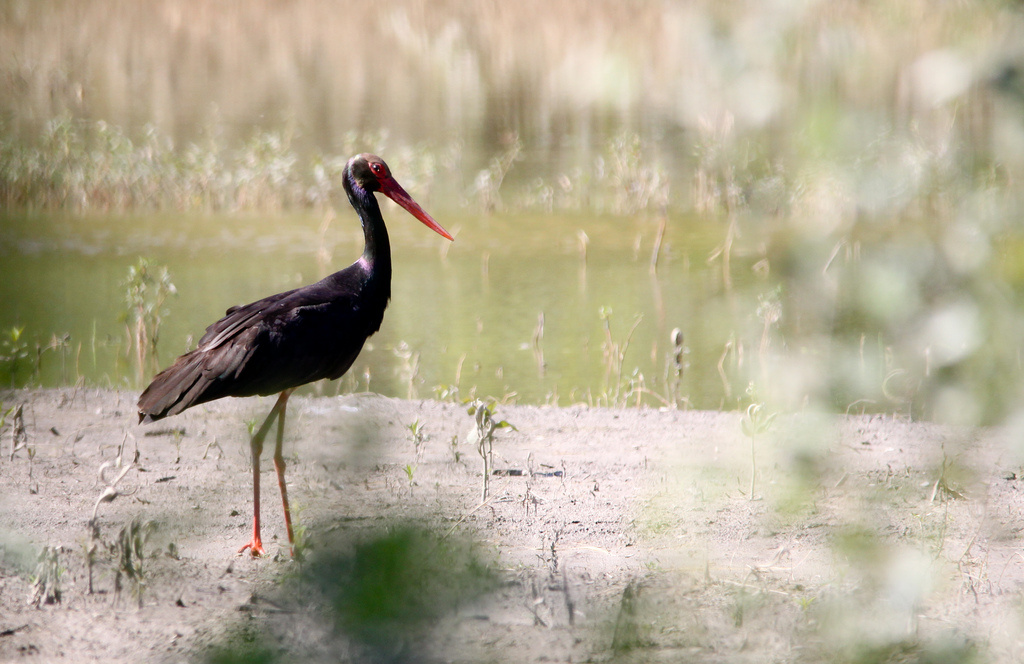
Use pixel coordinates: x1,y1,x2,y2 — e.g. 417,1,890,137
138,153,452,555
138,267,387,420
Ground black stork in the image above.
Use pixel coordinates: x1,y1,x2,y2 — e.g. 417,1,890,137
138,153,453,556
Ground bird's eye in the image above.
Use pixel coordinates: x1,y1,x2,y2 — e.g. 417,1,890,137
370,162,386,177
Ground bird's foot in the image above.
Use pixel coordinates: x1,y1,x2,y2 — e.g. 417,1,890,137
238,539,266,557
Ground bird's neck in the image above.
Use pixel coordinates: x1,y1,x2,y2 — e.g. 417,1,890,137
353,190,392,290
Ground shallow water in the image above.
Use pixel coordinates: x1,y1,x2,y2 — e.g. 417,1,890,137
0,207,764,409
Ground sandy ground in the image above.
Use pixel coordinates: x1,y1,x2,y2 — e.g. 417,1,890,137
2,388,1024,663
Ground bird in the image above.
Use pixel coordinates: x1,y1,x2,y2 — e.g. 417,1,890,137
137,153,453,556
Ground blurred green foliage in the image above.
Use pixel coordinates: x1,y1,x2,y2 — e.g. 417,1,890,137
305,525,497,652
192,523,498,664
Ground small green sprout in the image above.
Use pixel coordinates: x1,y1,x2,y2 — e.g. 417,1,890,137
467,399,516,501
741,383,776,501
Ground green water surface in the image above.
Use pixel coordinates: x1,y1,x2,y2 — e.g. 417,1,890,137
0,208,758,409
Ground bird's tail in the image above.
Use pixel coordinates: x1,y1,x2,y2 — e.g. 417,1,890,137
137,351,210,423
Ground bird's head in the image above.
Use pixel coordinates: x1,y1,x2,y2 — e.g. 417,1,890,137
345,153,453,241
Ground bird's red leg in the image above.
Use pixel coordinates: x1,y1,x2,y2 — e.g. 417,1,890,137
272,389,296,555
239,428,266,556
238,392,288,557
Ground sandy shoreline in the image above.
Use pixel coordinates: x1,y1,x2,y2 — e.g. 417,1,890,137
1,388,1023,662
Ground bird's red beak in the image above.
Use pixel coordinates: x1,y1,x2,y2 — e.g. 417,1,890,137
379,178,454,241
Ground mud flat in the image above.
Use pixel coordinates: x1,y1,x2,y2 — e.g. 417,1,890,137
1,388,1022,662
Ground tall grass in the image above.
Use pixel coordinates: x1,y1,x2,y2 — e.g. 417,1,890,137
0,118,398,212
0,117,682,215
4,1,1020,208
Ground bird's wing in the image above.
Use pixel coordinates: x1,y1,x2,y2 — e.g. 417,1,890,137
138,278,367,421
196,288,300,350
136,262,376,420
